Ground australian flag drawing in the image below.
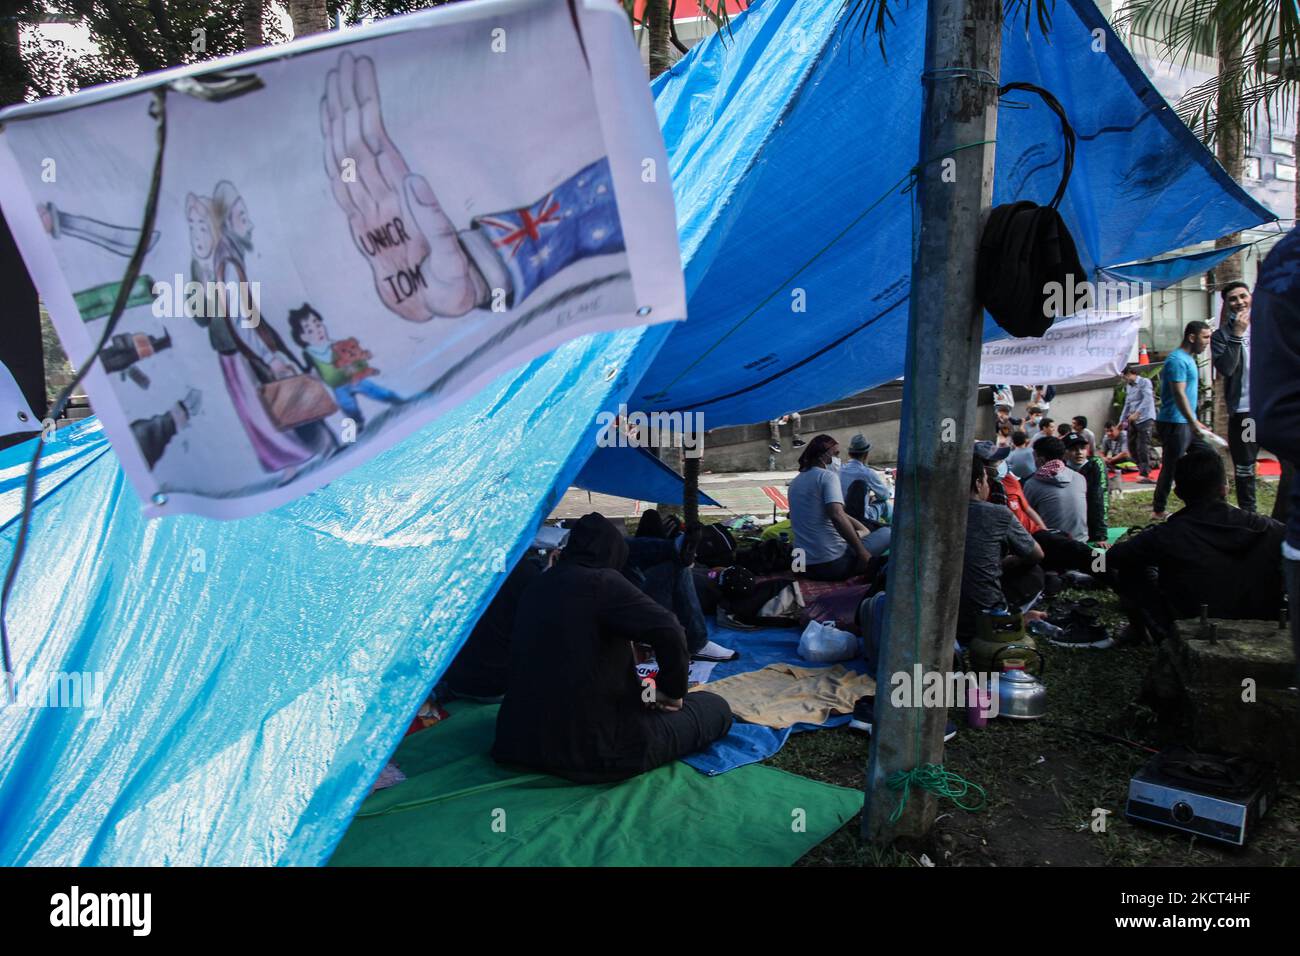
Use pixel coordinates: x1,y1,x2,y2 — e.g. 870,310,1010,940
473,157,625,304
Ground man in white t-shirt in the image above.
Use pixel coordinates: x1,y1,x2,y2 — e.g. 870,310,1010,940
787,434,891,580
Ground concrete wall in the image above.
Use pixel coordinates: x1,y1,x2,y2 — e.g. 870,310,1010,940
698,380,1122,472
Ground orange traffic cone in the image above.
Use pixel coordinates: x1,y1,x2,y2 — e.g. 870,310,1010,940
1138,344,1150,365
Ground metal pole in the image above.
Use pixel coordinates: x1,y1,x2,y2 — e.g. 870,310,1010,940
863,0,1002,844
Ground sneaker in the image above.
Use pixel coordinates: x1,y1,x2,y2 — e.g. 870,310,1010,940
769,442,782,453
692,639,740,662
849,694,875,732
716,608,758,631
849,695,956,741
1151,511,1167,521
1059,570,1098,589
792,437,807,448
1137,477,1156,484
1048,622,1115,650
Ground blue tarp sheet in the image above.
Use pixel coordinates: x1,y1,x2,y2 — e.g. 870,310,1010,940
0,330,663,865
633,0,1273,425
0,0,1271,865
572,444,721,507
682,621,857,776
1100,243,1251,289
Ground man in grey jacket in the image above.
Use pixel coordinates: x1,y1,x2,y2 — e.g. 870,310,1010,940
1119,365,1157,483
1022,435,1089,542
1210,281,1258,512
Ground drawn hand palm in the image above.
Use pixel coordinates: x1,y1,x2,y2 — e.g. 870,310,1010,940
321,53,478,320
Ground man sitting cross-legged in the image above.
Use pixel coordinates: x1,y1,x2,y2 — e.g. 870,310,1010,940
959,452,1045,643
787,434,891,581
1108,449,1286,645
492,512,733,783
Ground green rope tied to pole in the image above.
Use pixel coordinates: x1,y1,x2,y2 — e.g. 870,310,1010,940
887,764,988,823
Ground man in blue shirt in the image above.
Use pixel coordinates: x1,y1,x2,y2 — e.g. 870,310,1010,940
1154,321,1213,519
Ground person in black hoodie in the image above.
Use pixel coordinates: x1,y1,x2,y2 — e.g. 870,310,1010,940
442,554,543,702
1108,449,1285,644
1251,226,1300,686
492,512,733,783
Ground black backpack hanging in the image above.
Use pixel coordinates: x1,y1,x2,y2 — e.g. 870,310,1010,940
977,82,1087,338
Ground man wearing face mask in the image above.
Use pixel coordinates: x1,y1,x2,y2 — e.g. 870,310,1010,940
786,434,891,581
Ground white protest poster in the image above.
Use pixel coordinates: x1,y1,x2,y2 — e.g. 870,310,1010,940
980,311,1142,386
0,0,683,519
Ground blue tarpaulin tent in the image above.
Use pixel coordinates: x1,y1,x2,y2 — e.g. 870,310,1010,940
574,444,721,507
0,0,1271,865
634,0,1271,424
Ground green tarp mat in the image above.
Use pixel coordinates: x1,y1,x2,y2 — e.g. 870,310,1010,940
329,702,860,867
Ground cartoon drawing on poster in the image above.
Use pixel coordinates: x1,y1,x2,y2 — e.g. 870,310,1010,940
185,183,338,482
0,0,684,519
39,201,160,257
319,53,628,322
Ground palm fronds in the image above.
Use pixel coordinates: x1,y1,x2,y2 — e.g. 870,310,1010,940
1114,0,1300,147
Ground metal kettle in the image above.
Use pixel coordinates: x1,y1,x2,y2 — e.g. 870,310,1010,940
997,653,1047,720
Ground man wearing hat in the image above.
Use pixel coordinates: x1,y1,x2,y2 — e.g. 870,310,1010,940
1064,431,1109,547
840,433,893,525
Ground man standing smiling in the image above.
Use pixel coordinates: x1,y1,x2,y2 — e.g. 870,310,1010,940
1211,281,1258,512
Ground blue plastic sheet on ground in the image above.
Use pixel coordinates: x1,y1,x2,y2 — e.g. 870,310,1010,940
681,716,854,776
681,619,857,775
634,0,1274,426
683,721,791,775
707,619,867,682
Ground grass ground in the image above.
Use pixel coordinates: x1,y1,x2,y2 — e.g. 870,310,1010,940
771,480,1300,867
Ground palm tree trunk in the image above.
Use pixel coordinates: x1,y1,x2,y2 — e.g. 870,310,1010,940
644,0,673,78
682,455,700,526
1209,21,1246,436
1212,24,1247,282
289,0,330,38
243,0,265,48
